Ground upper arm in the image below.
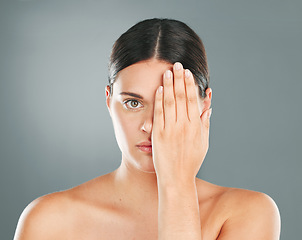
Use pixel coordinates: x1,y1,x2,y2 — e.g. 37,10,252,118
217,191,281,240
14,194,67,240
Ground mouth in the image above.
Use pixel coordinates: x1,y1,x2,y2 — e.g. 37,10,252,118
136,145,152,153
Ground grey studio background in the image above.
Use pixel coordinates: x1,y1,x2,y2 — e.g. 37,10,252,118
0,0,301,239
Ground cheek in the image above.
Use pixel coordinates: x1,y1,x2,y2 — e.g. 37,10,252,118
111,103,140,140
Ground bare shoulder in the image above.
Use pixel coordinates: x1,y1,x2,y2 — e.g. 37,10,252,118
196,179,281,239
222,186,279,211
14,173,114,240
220,187,280,239
14,190,73,240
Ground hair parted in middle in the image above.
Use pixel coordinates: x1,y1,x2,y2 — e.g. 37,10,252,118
108,18,210,98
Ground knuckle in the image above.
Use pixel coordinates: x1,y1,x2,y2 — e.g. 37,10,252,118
176,121,188,132
187,96,197,103
164,98,174,106
175,92,186,100
154,108,163,115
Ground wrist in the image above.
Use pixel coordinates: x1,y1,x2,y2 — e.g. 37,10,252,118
157,177,197,194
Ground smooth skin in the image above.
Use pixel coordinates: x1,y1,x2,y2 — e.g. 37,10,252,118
14,59,281,240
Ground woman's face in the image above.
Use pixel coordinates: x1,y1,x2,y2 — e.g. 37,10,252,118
106,59,204,173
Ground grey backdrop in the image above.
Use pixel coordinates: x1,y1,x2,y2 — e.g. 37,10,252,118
1,0,301,239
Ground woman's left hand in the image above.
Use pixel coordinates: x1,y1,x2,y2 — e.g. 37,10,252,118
151,62,212,186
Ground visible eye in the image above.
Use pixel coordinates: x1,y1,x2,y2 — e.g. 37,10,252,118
123,99,143,110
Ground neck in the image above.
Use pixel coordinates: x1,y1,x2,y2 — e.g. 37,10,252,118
112,158,159,210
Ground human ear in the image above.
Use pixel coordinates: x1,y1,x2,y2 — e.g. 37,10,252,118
200,88,212,116
105,85,112,116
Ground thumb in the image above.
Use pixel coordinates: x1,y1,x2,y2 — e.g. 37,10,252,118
200,108,212,129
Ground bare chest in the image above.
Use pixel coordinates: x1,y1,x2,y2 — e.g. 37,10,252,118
66,207,158,240
64,203,225,240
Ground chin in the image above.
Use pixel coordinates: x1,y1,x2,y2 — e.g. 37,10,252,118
138,157,157,173
122,150,156,174
137,159,156,173
140,166,156,174
129,148,154,173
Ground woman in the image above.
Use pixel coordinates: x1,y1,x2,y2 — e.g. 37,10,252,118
14,18,281,239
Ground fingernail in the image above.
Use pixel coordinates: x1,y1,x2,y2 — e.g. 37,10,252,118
165,70,171,78
185,69,191,78
174,62,182,71
158,86,163,93
207,108,212,118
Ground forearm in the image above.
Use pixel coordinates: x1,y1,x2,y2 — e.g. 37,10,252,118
157,180,202,240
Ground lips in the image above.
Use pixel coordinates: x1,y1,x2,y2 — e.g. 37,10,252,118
136,141,152,153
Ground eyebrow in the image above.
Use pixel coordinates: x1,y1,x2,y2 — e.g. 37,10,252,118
119,92,144,99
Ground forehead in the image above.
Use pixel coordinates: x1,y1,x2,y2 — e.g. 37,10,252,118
113,59,173,97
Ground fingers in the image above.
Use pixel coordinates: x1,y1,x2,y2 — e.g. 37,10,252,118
173,62,187,123
160,62,204,127
184,69,200,122
153,86,164,131
163,69,176,125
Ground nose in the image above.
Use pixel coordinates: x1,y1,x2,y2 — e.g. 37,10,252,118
141,117,153,134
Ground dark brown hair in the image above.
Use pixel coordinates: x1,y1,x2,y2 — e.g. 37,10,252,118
108,18,209,98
